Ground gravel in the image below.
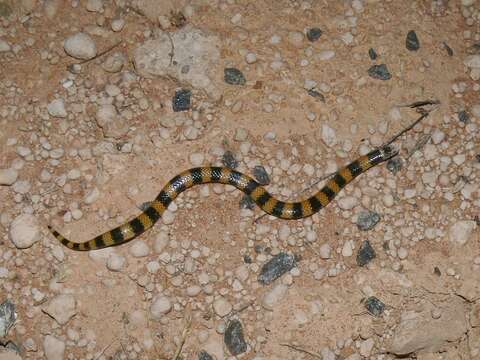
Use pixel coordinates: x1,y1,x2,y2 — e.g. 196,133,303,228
43,335,65,360
150,295,172,319
172,89,192,112
405,30,420,51
213,297,233,317
368,64,392,80
357,240,376,266
42,294,77,325
306,27,323,42
257,252,296,285
448,220,477,245
224,67,246,85
357,211,381,231
365,296,385,317
224,319,247,355
0,168,18,185
63,32,97,60
9,214,41,249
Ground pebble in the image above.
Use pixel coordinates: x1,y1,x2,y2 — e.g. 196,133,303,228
306,27,322,42
406,30,420,51
245,52,257,64
189,153,204,166
234,127,248,141
0,39,11,52
253,165,270,185
368,48,378,60
257,252,296,285
317,50,335,60
397,247,408,260
357,211,381,231
224,68,246,85
130,240,150,257
464,55,480,68
222,151,238,169
360,338,375,357
448,220,476,245
262,283,288,309
198,351,214,360
337,196,358,210
42,294,76,325
342,241,353,257
96,104,128,139
365,296,385,316
368,64,392,80
278,224,291,242
111,18,125,32
13,180,31,194
63,32,97,60
154,232,170,253
150,295,172,319
43,335,65,360
172,89,191,112
84,187,100,204
458,110,470,123
213,297,232,317
224,319,247,356
9,214,41,249
106,253,126,271
321,124,337,147
287,31,304,48
47,98,67,118
356,240,376,266
0,168,18,185
319,243,332,259
102,52,127,73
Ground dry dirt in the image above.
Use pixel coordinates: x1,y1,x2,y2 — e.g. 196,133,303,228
0,0,480,360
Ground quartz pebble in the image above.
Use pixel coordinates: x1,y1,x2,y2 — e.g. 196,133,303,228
43,335,65,360
150,295,172,319
0,168,18,185
213,297,232,317
47,99,67,118
9,214,41,249
448,220,476,245
63,32,97,60
130,240,150,257
42,294,76,325
107,253,126,271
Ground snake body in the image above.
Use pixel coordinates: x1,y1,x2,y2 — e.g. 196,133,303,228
48,145,397,251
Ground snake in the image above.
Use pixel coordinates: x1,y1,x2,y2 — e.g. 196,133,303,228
48,145,398,251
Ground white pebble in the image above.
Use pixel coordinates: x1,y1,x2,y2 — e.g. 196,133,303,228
213,297,232,317
84,187,100,204
337,196,358,210
150,295,172,319
9,214,41,249
111,18,125,32
106,253,125,271
448,220,476,245
0,168,18,185
317,50,335,60
64,32,97,60
43,335,65,360
47,99,67,118
319,243,331,259
162,210,175,225
342,241,353,257
245,52,257,64
189,153,204,166
321,124,337,147
130,240,150,257
0,39,11,52
262,284,288,310
42,294,77,325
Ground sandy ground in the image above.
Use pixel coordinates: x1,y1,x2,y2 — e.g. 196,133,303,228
0,0,479,359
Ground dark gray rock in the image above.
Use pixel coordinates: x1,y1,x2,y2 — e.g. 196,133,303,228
172,89,191,112
357,211,381,231
198,350,213,360
306,27,323,42
224,68,246,85
356,240,376,266
387,157,403,174
365,296,385,317
406,30,420,51
224,319,247,356
222,151,238,169
367,64,391,80
368,48,378,60
258,252,296,285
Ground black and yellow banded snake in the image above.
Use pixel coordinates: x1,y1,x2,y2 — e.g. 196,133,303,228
48,145,398,251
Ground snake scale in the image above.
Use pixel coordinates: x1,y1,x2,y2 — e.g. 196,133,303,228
48,145,397,251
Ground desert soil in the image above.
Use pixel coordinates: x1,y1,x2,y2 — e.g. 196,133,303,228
0,0,480,360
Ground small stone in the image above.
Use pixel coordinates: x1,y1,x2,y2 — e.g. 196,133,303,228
464,55,480,69
368,48,377,60
258,252,296,285
42,294,76,325
95,104,128,139
234,127,248,141
337,196,358,210
387,157,403,174
306,27,322,42
368,64,391,80
245,52,257,64
406,30,420,51
287,31,304,48
262,283,288,309
150,295,172,319
448,220,476,245
360,338,375,357
106,253,125,271
222,151,238,169
130,240,150,257
342,241,353,257
189,153,204,166
172,89,191,112
111,18,125,32
0,39,11,52
0,300,16,338
102,52,127,73
64,32,97,60
357,240,376,266
213,297,232,317
321,124,337,147
198,351,214,360
0,168,18,185
319,243,331,259
9,214,41,249
307,89,325,101
43,335,65,360
84,187,100,204
317,50,335,60
86,0,103,12
458,110,470,123
224,68,246,85
47,98,67,118
357,211,381,231
224,319,247,356
365,296,385,316
253,165,270,185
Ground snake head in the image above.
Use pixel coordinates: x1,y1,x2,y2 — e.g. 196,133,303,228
379,145,399,161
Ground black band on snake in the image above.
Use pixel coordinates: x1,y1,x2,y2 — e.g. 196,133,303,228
48,145,397,251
